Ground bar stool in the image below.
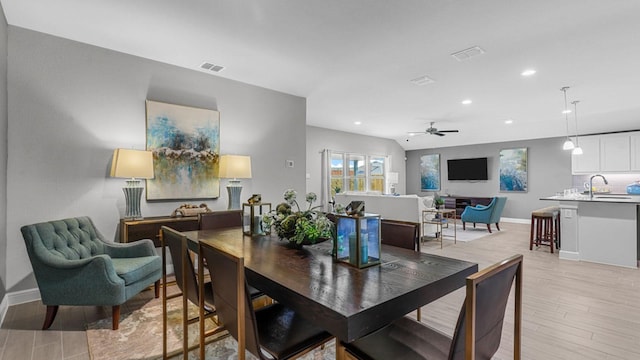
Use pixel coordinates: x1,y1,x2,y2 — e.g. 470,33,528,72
529,206,560,253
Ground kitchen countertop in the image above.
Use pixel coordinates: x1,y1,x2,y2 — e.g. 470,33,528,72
541,194,640,204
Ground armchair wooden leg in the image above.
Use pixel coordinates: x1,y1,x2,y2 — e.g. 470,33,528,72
42,305,59,330
112,305,120,330
154,280,160,298
486,224,492,233
496,223,501,231
462,222,466,230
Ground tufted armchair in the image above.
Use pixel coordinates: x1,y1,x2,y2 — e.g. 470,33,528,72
461,197,507,233
21,216,162,330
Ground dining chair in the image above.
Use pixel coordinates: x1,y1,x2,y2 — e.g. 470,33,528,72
380,218,422,321
198,240,334,360
338,254,523,360
160,226,222,359
198,210,243,230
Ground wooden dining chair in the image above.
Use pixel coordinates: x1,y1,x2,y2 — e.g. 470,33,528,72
380,218,422,321
338,254,523,360
198,240,334,360
198,210,243,230
160,226,223,359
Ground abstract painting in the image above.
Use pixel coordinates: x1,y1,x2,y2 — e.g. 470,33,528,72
420,154,440,191
146,100,220,200
500,148,527,192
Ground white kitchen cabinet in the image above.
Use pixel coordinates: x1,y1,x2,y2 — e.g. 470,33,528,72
631,134,640,171
571,136,600,173
600,134,630,172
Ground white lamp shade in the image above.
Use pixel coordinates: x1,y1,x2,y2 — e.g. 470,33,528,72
572,146,583,155
387,172,399,184
562,139,575,150
110,149,154,179
219,155,252,179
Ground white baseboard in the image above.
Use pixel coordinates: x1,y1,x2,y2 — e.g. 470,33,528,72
559,250,580,261
0,288,41,326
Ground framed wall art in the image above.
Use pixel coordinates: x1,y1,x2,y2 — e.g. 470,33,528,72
499,147,528,192
146,100,220,200
420,154,440,191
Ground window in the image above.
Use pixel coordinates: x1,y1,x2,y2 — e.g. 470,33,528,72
330,152,389,195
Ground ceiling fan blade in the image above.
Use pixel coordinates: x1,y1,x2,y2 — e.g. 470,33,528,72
438,130,459,133
433,132,446,136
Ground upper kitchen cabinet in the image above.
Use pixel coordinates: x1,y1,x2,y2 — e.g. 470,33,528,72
600,134,630,172
572,136,600,173
572,131,640,174
631,134,640,171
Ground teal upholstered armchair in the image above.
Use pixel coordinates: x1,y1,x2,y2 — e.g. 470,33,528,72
21,217,162,330
460,197,507,233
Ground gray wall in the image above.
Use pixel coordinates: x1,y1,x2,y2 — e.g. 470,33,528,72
406,137,573,219
0,5,8,301
306,126,406,197
5,27,306,293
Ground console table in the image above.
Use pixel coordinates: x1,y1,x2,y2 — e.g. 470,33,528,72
120,216,199,247
441,195,492,218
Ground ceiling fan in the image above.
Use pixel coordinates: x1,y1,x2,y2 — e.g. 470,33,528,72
409,122,459,137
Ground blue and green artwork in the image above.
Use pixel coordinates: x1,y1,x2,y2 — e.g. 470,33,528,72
420,154,440,191
500,148,527,192
146,100,220,200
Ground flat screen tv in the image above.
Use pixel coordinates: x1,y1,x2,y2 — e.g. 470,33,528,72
447,157,488,181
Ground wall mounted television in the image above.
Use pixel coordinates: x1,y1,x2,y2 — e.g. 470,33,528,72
447,157,488,180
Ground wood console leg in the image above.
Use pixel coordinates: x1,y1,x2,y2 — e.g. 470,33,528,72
42,305,59,330
154,280,160,298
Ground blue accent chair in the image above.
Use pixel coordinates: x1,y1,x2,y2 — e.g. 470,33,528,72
461,197,507,233
21,216,162,330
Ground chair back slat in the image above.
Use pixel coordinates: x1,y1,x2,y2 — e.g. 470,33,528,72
380,219,420,252
161,227,200,306
199,241,263,360
449,254,523,360
199,210,243,230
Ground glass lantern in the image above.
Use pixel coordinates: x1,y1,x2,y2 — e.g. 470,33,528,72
333,213,381,268
242,202,272,236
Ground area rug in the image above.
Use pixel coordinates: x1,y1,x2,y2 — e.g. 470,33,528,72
86,290,335,360
423,223,500,244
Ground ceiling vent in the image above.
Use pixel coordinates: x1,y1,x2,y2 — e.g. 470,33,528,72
410,75,435,86
451,46,485,62
200,62,225,73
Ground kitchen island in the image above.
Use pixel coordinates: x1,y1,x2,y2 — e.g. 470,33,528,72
541,194,640,268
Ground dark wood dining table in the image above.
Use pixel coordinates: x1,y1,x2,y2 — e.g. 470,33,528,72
183,227,478,347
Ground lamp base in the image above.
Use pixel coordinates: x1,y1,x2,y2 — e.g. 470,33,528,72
123,179,144,219
226,179,243,210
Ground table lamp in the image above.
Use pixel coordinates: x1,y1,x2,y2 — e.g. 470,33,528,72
218,154,252,210
388,172,399,195
110,148,154,219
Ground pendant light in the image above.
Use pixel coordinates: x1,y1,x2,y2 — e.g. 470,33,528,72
571,100,583,155
561,86,575,150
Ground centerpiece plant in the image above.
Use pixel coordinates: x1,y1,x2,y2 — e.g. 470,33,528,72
262,189,334,246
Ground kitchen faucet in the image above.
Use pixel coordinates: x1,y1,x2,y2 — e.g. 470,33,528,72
589,174,608,199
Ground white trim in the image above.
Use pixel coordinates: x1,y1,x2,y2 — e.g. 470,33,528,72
501,217,530,224
559,250,580,261
0,288,41,326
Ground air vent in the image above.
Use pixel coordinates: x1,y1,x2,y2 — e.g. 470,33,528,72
451,46,485,62
200,62,225,73
410,75,435,86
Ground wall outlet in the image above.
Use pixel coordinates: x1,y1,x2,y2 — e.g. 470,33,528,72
286,160,294,168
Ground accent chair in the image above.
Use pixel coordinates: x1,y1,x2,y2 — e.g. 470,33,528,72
461,197,507,233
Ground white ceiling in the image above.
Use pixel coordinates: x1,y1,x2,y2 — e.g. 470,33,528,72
3,0,640,150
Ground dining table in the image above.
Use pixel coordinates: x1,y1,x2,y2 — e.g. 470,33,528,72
183,227,478,357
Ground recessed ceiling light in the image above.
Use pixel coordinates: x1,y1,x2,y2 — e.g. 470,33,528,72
505,119,513,124
354,121,362,125
461,99,472,105
521,69,536,77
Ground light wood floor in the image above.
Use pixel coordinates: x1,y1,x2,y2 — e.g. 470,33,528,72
2,222,640,360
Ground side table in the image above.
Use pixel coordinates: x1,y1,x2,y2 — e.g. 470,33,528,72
421,208,457,249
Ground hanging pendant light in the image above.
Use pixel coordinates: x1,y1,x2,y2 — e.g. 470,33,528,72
571,100,583,155
560,86,575,150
